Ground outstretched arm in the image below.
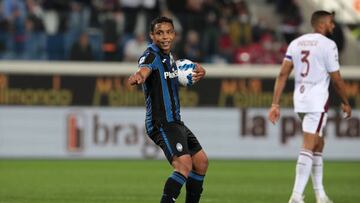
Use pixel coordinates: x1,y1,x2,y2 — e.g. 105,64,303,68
329,70,352,119
128,67,151,85
268,60,293,124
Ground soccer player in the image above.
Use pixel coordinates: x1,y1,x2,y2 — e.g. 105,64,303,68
268,10,352,203
128,16,208,203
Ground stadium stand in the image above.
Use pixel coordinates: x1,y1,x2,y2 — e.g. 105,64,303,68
0,0,359,64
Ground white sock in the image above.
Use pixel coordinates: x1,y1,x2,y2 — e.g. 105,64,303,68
312,152,326,198
292,149,313,197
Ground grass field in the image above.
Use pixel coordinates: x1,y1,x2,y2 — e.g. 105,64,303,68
0,160,359,203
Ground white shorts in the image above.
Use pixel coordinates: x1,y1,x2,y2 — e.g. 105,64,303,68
298,112,328,136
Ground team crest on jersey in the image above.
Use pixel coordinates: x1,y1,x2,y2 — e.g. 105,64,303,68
138,56,146,65
176,143,183,152
300,85,305,93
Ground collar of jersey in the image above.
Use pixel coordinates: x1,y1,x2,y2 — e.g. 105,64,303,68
148,43,170,57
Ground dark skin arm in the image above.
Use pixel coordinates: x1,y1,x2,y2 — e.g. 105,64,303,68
268,60,293,124
128,67,151,85
129,62,206,85
329,70,352,118
192,63,206,82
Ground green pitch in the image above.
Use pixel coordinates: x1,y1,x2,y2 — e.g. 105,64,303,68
0,160,359,203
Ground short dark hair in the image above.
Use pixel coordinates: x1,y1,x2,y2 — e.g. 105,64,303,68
150,16,174,32
311,10,332,26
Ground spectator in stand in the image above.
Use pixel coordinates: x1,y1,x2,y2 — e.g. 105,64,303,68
121,0,141,36
161,9,184,60
183,29,203,62
24,0,46,60
42,0,70,60
141,0,161,36
42,0,69,34
66,1,90,58
202,0,221,62
0,0,297,63
257,33,278,64
166,0,186,14
3,0,27,58
252,17,271,43
0,1,9,58
2,0,26,20
123,33,149,62
101,14,119,61
330,11,345,57
26,0,44,32
69,32,94,61
178,0,205,38
24,15,46,59
228,0,252,47
277,0,302,44
217,17,233,63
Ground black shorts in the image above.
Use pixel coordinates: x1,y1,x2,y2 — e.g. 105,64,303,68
148,121,202,163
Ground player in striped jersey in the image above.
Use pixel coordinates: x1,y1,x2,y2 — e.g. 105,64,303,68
128,16,208,203
268,10,352,203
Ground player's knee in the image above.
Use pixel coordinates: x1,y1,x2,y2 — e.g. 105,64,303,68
303,133,318,151
179,162,192,177
173,155,193,176
315,140,325,152
312,135,324,151
194,156,209,174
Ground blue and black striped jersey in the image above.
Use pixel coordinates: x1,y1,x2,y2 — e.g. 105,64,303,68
138,43,181,134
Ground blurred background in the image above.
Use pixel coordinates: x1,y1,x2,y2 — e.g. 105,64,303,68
0,0,359,64
0,0,359,159
0,0,359,202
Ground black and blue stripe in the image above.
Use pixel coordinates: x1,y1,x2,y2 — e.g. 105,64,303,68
141,44,181,134
188,171,205,181
170,171,187,185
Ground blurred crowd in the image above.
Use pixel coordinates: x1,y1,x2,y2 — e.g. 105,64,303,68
0,0,312,64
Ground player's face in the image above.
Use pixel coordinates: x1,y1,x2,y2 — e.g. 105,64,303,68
150,22,175,54
323,15,335,35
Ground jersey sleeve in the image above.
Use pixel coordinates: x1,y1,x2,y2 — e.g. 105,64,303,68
284,42,294,62
138,52,157,71
324,41,340,72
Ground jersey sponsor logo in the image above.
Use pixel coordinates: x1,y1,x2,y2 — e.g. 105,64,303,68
66,112,85,152
164,69,179,79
